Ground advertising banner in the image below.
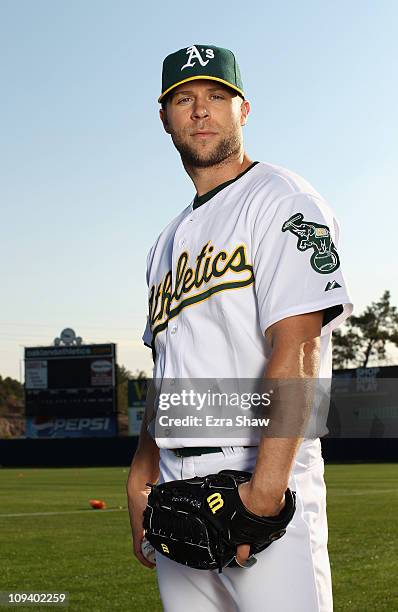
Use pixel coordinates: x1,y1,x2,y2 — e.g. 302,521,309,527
25,416,118,438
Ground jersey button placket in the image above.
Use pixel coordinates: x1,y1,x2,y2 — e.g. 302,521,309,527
167,323,181,377
169,217,190,378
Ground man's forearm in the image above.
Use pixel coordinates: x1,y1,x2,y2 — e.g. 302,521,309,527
126,404,160,534
127,386,160,493
125,389,160,568
129,416,160,487
248,314,322,510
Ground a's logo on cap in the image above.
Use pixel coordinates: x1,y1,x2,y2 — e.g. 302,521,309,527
181,45,215,71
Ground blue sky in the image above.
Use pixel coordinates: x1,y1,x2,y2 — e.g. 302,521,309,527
1,0,397,380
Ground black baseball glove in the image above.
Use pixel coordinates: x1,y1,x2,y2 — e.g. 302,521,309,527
143,469,296,572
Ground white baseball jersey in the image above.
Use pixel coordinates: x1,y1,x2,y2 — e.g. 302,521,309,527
142,161,353,447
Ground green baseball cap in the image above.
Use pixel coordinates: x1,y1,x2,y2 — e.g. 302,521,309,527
158,44,244,103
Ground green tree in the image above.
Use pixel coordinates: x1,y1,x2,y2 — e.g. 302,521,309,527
116,365,147,415
0,375,24,412
116,364,133,385
333,290,398,369
116,364,147,384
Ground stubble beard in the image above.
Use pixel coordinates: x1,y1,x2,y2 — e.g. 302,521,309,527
171,126,242,169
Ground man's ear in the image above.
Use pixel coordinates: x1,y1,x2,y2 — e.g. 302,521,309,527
240,99,250,126
160,108,171,134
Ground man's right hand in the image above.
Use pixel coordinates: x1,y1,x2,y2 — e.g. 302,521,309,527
128,485,156,569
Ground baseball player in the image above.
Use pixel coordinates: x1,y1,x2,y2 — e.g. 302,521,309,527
127,44,353,611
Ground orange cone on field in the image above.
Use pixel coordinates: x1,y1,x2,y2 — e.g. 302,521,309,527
89,499,106,509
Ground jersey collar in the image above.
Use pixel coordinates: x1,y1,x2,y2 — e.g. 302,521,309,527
192,161,259,210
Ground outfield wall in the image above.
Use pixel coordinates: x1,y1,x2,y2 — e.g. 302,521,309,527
0,437,397,467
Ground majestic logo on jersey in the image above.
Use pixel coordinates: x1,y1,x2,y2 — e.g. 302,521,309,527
149,241,254,339
206,492,224,514
282,213,340,274
325,280,341,291
161,543,170,554
181,46,215,70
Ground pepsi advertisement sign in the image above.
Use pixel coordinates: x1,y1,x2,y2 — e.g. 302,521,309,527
26,416,118,438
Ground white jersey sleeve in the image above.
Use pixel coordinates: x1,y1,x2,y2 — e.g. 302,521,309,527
142,317,152,349
252,187,352,336
142,248,154,349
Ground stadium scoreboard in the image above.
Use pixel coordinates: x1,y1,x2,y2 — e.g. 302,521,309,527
24,343,117,420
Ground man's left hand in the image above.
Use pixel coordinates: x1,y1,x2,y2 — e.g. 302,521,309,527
235,481,285,567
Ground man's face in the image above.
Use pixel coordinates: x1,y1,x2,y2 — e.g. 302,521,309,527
160,80,250,168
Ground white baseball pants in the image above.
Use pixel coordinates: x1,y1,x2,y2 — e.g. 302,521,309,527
155,439,333,612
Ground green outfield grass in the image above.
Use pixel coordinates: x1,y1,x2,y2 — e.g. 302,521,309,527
0,464,396,612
